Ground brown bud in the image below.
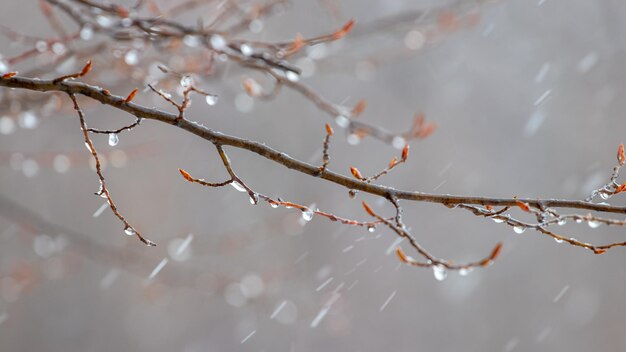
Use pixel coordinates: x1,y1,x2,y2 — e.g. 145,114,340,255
401,144,409,161
332,19,355,40
325,123,334,136
362,201,376,217
80,60,92,76
124,88,138,103
515,200,530,212
1,72,17,79
350,166,363,180
178,168,194,182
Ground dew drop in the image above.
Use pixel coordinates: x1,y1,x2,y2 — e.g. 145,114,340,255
554,238,564,243
459,267,473,276
231,181,246,192
492,217,505,223
433,265,447,281
367,226,375,233
124,226,135,236
210,34,226,50
346,133,360,145
18,111,38,129
269,202,279,209
240,43,253,56
301,209,314,222
180,75,193,88
205,95,218,106
248,19,263,33
183,35,201,47
392,136,406,150
334,115,350,128
599,192,611,200
108,133,119,146
557,218,566,226
80,25,94,40
285,71,300,82
513,225,526,234
249,195,258,205
0,116,15,135
35,41,48,53
124,50,139,66
588,220,601,229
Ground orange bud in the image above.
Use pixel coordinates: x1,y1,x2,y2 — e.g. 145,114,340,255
417,122,437,139
288,33,303,54
593,248,607,255
490,242,503,260
616,183,626,194
1,72,17,79
124,88,138,103
325,123,334,136
80,60,92,76
401,144,409,161
178,168,193,182
618,143,625,166
515,200,530,212
395,247,410,263
389,156,398,168
362,201,375,217
485,205,494,211
332,19,355,40
350,166,363,180
242,78,257,97
351,99,367,116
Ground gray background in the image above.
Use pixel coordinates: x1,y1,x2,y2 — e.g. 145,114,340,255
1,0,626,351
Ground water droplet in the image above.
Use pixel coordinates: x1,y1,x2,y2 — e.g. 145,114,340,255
392,136,406,150
249,195,258,205
205,95,218,106
18,111,38,129
459,267,473,276
346,133,360,145
35,41,48,53
80,25,93,40
286,71,300,82
249,19,263,33
0,116,15,135
335,115,350,128
53,154,71,173
492,217,505,223
513,225,526,234
367,226,375,233
557,218,566,226
108,133,119,146
240,43,253,56
269,202,279,209
124,226,135,236
231,181,246,192
124,50,139,66
183,35,201,47
0,60,8,74
433,265,447,281
210,34,226,50
180,75,193,88
588,220,601,229
22,159,39,178
404,30,425,51
96,15,113,28
51,42,66,56
301,209,313,222
554,238,564,243
599,192,611,200
234,93,254,113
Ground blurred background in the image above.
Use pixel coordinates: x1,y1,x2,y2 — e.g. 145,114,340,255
2,0,626,351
